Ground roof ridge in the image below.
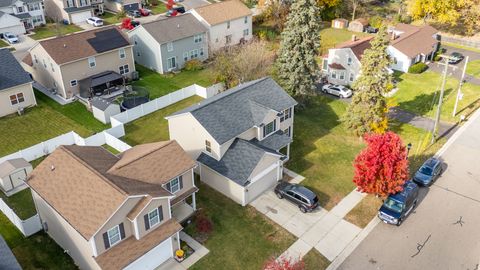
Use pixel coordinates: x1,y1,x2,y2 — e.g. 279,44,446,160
111,141,174,171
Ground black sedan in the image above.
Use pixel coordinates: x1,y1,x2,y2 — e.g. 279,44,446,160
448,52,464,64
274,182,319,213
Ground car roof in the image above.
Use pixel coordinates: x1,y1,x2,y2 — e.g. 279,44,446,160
292,184,317,200
423,157,440,168
389,181,417,201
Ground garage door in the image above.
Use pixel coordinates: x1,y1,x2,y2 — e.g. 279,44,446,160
123,237,173,270
245,164,279,204
0,24,25,36
70,11,92,24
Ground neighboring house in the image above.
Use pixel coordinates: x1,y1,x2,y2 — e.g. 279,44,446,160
128,14,208,74
331,18,348,29
23,27,135,100
348,18,368,33
43,0,103,25
0,48,36,117
167,77,297,206
321,36,373,86
105,0,141,13
387,23,439,72
0,158,32,195
190,0,252,51
0,235,21,270
0,0,45,35
28,141,198,270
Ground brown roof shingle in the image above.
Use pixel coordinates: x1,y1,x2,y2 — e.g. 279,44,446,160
390,23,438,58
335,36,374,61
193,0,252,26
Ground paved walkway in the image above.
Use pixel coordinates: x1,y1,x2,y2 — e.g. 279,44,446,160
33,82,75,105
156,231,209,270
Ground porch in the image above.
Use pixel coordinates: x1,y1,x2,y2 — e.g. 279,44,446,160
78,71,126,99
171,187,198,223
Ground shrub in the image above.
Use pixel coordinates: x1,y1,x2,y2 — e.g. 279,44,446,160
184,59,203,71
116,9,126,19
369,16,383,28
195,213,213,234
408,62,428,74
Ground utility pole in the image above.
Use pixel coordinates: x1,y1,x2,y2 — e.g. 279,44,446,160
453,56,469,117
431,57,450,144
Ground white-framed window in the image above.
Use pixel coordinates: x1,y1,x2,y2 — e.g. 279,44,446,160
227,21,230,29
88,57,96,68
194,34,203,43
17,6,24,13
244,16,248,24
32,15,43,24
349,73,354,82
243,29,249,37
70,80,77,87
167,42,173,52
190,49,198,59
119,64,129,75
183,52,188,61
107,225,121,247
167,57,176,70
119,48,126,59
168,177,180,193
347,57,352,65
322,59,328,71
226,35,232,44
148,208,161,227
200,47,204,56
284,126,291,137
339,71,345,80
280,107,292,122
263,120,276,137
9,93,24,105
28,2,40,10
331,71,337,79
205,140,211,153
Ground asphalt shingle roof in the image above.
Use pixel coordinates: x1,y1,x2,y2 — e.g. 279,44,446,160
0,235,21,270
169,77,297,144
0,49,32,91
250,130,292,151
141,14,208,44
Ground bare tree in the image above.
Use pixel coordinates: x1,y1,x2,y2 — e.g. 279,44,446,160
351,0,360,21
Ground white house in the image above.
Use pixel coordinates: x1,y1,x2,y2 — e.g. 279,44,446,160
0,0,46,35
190,0,252,51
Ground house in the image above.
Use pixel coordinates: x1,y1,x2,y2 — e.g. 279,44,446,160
321,35,373,86
128,14,208,74
43,0,103,25
0,0,46,35
0,235,21,270
28,141,198,270
387,23,439,72
105,0,141,14
90,96,120,124
190,0,252,51
331,18,348,29
0,48,35,117
23,27,135,101
0,158,32,195
348,18,368,33
166,77,297,206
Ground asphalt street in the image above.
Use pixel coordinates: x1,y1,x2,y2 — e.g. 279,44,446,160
428,45,480,85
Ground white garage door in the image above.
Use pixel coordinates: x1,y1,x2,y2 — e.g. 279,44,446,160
70,11,92,24
0,24,25,36
123,237,173,270
245,164,279,204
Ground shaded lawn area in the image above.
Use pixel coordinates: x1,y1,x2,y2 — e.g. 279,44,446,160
392,71,480,123
100,11,123,25
123,96,203,145
0,39,9,47
185,183,296,270
133,65,216,99
102,144,120,155
30,156,46,168
0,213,77,269
319,27,372,55
304,249,331,270
30,23,83,40
466,59,480,77
0,189,36,219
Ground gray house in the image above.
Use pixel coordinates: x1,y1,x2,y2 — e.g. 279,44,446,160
127,14,209,74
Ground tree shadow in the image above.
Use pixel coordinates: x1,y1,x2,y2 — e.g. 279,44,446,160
394,88,453,119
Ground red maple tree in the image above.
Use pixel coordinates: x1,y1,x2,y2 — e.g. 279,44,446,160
120,18,134,30
353,131,409,197
263,256,305,270
166,0,174,10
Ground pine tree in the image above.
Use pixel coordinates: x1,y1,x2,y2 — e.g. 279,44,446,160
277,0,322,103
343,26,392,136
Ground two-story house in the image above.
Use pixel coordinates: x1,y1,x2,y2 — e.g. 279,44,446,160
127,14,208,74
166,77,297,205
22,27,135,101
44,0,103,24
28,141,198,270
0,0,46,35
190,0,252,52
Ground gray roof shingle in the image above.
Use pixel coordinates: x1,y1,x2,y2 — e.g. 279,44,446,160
141,14,208,45
0,49,32,91
0,235,22,270
250,130,292,151
169,77,297,144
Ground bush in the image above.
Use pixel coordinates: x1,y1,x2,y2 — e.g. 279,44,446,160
369,16,383,28
195,213,213,234
408,62,428,74
184,59,203,71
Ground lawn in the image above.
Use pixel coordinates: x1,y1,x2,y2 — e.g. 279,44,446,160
145,3,168,14
442,42,480,54
0,189,36,220
466,59,480,77
0,39,9,47
123,96,203,145
30,23,83,40
185,183,296,270
319,27,372,55
133,65,216,99
100,11,123,25
0,213,77,269
304,249,331,270
344,195,382,228
392,71,480,123
102,144,120,155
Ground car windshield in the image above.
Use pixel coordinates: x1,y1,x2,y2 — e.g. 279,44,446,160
419,166,433,176
383,197,404,213
6,34,14,38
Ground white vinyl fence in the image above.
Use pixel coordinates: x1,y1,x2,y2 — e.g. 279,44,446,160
0,199,42,237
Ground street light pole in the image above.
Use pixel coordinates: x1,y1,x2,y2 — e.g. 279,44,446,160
453,56,469,117
431,57,450,144
406,143,412,160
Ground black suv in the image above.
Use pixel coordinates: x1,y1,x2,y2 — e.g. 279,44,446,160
274,182,319,213
378,181,419,226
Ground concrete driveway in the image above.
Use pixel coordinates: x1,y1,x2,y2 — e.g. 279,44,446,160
11,34,37,61
338,109,480,270
428,45,480,85
181,0,210,10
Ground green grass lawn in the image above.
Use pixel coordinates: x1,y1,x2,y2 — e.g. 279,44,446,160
0,39,9,47
344,195,382,228
0,189,36,220
100,11,123,25
185,183,296,270
134,65,216,99
30,156,46,168
304,249,331,270
102,144,120,155
0,213,77,269
319,27,372,55
466,59,480,77
123,96,203,145
30,23,83,40
442,42,480,54
145,4,167,14
392,71,480,123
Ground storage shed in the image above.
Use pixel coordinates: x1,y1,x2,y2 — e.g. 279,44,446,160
91,97,121,124
348,18,369,32
0,158,32,195
332,18,349,29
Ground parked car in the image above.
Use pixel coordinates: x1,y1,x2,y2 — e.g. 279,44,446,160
365,26,378,33
413,158,443,186
166,9,178,17
448,52,464,64
127,10,141,18
274,182,319,213
86,17,104,27
378,181,419,226
3,32,18,44
321,84,353,98
173,5,186,13
174,0,184,2
139,8,151,16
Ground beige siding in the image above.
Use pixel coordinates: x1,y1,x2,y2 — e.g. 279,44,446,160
0,83,36,117
249,154,279,181
127,26,163,73
32,190,101,270
93,196,142,255
29,45,65,97
134,198,171,239
169,169,194,204
200,164,245,205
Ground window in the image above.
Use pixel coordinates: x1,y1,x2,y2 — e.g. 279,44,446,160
17,6,24,13
243,29,249,37
322,59,328,71
32,15,43,24
200,47,204,56
34,55,38,64
339,71,345,80
194,34,203,43
347,57,352,65
169,177,180,193
148,208,160,227
167,57,176,70
393,57,398,64
284,127,291,137
227,21,230,29
167,42,173,52
119,48,125,59
226,35,232,44
28,3,40,10
70,80,77,87
280,108,292,122
119,64,129,75
88,57,96,68
66,0,74,7
349,73,354,82
190,49,198,59
9,93,24,105
263,120,276,137
183,52,188,61
79,0,87,7
107,226,121,247
137,52,140,57
331,71,336,79
244,16,248,24
205,140,211,153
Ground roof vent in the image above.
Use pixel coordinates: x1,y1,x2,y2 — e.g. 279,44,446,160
352,35,357,42
177,24,180,28
63,44,67,48
51,165,55,171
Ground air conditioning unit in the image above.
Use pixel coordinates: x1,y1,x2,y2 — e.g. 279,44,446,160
17,107,24,116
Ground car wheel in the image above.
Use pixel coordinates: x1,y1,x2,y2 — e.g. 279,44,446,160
275,192,283,199
299,205,307,213
396,218,402,226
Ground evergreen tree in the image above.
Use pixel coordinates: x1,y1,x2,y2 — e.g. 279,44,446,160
343,26,392,136
277,0,322,103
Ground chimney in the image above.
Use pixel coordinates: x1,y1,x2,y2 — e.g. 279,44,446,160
351,35,357,42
